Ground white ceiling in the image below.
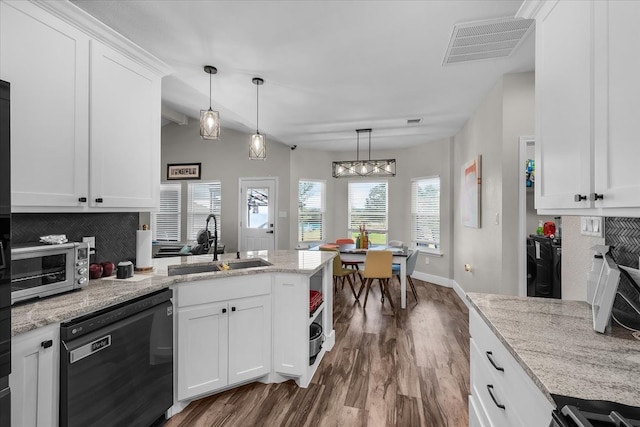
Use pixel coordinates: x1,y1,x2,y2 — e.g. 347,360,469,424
70,0,534,151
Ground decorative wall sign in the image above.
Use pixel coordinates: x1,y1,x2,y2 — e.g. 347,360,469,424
167,163,201,180
461,155,482,228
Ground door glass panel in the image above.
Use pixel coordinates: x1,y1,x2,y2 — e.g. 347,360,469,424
247,187,269,229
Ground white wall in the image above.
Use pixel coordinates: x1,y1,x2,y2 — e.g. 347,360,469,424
160,121,291,252
561,216,604,301
453,72,535,295
288,138,453,280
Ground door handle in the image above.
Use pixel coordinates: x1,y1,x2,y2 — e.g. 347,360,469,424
231,307,236,312
95,198,104,203
222,308,227,313
266,230,274,234
78,197,87,203
590,193,604,201
41,340,53,349
574,194,587,202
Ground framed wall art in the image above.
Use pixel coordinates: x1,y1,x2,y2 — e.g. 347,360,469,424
461,155,482,228
167,163,201,180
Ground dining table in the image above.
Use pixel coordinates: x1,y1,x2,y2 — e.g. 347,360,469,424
312,244,412,309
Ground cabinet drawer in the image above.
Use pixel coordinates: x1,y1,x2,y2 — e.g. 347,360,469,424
471,338,525,427
470,309,554,427
174,275,271,307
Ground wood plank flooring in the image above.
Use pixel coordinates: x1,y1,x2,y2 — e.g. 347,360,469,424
165,279,470,427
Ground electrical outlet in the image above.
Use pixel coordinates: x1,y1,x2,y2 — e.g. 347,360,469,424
83,236,95,249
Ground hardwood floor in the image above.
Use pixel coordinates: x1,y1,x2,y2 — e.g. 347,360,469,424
165,279,470,427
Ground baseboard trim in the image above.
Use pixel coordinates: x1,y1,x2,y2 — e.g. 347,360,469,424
412,271,453,288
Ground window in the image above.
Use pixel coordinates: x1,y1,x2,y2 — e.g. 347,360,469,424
348,181,388,244
151,183,181,241
298,180,325,242
187,181,221,241
411,176,440,252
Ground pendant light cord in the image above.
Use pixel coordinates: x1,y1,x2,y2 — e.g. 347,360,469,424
368,129,371,161
208,71,212,110
256,82,259,133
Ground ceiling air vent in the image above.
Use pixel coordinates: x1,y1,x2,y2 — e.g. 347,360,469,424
443,17,534,65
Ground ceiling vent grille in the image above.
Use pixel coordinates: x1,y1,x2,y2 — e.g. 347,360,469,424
443,17,534,65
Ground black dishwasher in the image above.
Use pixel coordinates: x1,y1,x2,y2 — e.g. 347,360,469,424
60,289,173,427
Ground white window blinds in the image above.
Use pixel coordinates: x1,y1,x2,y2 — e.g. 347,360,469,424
298,180,325,242
152,183,181,241
187,181,222,241
411,176,440,249
348,181,388,243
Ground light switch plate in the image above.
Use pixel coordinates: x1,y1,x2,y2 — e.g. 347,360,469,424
580,216,604,237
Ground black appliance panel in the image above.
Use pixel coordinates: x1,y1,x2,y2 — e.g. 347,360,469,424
60,289,173,427
0,79,11,424
529,235,561,299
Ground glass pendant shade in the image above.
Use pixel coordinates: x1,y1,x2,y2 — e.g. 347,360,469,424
200,108,220,140
250,133,266,160
250,77,266,159
200,65,220,140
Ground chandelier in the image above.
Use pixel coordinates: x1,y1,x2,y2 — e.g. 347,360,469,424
332,129,396,178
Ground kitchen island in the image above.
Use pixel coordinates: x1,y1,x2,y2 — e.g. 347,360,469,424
9,249,336,425
467,292,640,426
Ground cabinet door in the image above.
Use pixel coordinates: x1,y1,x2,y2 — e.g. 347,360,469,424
535,0,593,210
89,40,161,210
228,295,271,385
593,1,640,208
0,1,90,209
177,302,228,401
10,325,59,427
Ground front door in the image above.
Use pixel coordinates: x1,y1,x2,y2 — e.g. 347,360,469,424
239,178,276,251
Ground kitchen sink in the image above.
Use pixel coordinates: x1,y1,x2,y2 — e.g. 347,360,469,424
225,259,272,269
167,258,272,276
167,263,220,276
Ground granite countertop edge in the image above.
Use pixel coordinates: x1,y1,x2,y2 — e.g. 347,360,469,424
11,250,334,337
466,292,640,408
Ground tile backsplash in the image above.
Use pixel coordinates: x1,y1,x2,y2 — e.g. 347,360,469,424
605,217,640,268
12,212,138,265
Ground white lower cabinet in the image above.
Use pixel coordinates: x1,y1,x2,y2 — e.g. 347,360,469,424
10,324,60,427
174,277,271,401
469,308,553,427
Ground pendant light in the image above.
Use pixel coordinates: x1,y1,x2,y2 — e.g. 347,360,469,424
332,129,396,178
250,77,266,160
200,65,220,140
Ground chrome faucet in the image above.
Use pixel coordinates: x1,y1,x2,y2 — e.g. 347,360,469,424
205,214,218,261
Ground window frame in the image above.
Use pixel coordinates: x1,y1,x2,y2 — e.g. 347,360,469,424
186,181,222,242
298,179,326,243
411,175,441,254
347,180,388,245
151,183,182,242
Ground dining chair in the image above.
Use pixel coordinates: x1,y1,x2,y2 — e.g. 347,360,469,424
320,247,359,299
335,238,362,271
357,250,394,309
392,249,420,301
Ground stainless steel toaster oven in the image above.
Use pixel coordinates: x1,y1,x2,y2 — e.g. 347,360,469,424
11,242,89,304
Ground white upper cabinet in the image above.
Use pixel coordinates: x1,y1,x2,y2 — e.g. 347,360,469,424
89,41,161,209
1,1,90,209
0,1,171,212
522,0,640,215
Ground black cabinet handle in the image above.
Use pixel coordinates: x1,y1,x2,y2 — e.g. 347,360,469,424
78,197,87,203
222,308,227,313
266,230,274,234
95,198,104,203
486,351,504,372
486,385,505,410
574,194,587,202
41,340,53,349
231,307,236,312
590,193,604,201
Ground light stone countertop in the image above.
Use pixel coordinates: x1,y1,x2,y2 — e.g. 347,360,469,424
467,292,640,408
11,250,334,337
